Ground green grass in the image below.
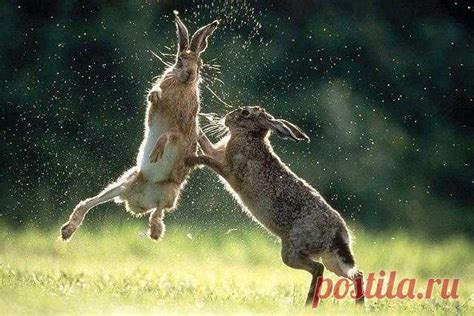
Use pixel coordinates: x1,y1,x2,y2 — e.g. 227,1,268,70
0,222,472,315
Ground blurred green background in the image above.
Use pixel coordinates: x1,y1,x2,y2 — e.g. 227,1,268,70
1,0,473,238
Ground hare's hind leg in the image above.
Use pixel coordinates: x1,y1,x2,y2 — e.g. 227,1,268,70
147,182,179,241
60,175,132,241
281,240,325,307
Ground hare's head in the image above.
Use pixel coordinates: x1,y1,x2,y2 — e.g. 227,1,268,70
173,13,219,84
224,106,310,142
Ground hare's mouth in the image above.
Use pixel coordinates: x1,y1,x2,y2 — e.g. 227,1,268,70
180,72,196,84
187,74,197,83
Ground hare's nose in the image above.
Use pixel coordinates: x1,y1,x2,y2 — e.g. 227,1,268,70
183,70,191,79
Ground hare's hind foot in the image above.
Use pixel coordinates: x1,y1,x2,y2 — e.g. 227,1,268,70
147,208,165,241
60,221,77,241
60,216,81,241
352,270,365,305
59,203,88,241
148,221,165,241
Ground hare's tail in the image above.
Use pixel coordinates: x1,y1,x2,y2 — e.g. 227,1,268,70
322,232,365,304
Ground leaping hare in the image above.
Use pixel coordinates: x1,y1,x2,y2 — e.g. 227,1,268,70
60,13,219,241
186,106,365,306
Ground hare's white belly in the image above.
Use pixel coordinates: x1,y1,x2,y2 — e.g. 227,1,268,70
137,119,179,182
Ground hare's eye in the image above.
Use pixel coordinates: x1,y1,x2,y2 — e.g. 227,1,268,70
241,109,251,117
177,57,184,66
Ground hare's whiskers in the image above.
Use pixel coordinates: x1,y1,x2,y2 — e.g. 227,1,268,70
200,113,227,137
205,58,221,68
214,126,229,139
204,85,233,108
212,77,225,85
203,64,221,70
202,124,221,134
149,49,173,68
206,119,228,138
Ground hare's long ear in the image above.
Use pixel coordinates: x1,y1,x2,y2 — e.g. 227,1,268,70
174,12,189,53
189,20,219,54
279,119,310,142
268,119,310,142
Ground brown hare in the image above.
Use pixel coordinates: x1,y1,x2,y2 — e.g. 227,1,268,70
186,106,365,306
61,13,219,241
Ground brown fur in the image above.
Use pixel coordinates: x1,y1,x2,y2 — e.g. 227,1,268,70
187,106,364,306
60,14,219,242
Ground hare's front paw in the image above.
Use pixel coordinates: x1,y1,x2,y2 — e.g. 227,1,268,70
149,134,167,163
148,88,162,103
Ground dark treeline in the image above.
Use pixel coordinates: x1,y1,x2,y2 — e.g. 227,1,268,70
1,0,472,238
